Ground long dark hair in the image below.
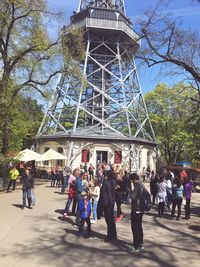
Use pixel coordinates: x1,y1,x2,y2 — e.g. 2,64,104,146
105,170,114,179
158,175,165,182
176,180,182,188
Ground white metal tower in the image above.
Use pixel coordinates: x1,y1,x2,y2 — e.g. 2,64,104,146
36,0,156,170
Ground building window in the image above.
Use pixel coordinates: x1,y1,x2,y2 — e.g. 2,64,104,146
57,147,63,166
82,149,89,163
114,151,122,164
44,147,49,166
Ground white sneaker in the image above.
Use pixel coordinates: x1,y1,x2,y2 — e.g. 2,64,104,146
90,219,96,224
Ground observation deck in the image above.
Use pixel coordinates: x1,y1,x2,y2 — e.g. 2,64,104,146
65,7,141,46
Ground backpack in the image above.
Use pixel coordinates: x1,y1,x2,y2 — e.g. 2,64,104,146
139,185,152,212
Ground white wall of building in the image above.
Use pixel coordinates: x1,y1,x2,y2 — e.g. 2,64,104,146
36,140,156,174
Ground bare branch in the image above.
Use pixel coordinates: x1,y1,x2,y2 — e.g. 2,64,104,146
138,4,200,100
12,70,61,97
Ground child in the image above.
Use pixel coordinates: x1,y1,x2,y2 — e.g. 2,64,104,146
78,191,92,236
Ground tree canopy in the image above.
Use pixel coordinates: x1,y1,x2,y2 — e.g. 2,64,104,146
145,83,200,166
0,0,61,155
0,96,43,153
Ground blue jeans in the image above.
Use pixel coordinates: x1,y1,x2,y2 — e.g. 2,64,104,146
93,200,98,220
22,189,32,207
64,197,76,214
51,175,56,187
61,176,69,194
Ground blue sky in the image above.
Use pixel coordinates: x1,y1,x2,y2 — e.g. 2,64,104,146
47,0,200,93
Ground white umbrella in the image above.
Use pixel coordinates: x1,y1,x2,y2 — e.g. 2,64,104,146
36,149,66,161
14,149,41,162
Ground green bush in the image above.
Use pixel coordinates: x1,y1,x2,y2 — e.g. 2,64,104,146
0,157,11,187
192,160,200,169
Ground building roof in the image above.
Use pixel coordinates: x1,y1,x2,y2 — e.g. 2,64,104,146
36,128,157,147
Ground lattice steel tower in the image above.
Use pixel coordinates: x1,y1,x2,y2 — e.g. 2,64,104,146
37,0,156,170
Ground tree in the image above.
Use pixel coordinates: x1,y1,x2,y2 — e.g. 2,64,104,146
137,1,200,103
0,0,61,155
0,95,43,152
145,83,200,165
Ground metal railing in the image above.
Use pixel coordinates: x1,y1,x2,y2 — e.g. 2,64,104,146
87,18,140,42
66,18,141,45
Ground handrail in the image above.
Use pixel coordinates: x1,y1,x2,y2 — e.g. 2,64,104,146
65,17,141,45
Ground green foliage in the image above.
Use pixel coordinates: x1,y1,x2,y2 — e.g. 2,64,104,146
0,95,43,153
62,27,87,89
62,28,86,62
60,105,87,130
145,83,200,165
0,156,10,183
0,1,87,155
0,0,61,155
192,160,200,169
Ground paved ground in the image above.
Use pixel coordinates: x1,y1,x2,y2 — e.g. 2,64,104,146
0,180,199,267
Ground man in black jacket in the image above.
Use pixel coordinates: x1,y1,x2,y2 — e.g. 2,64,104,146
100,170,117,242
20,169,34,209
129,173,144,253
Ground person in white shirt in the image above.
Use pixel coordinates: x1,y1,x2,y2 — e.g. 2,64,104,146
156,176,167,218
166,176,173,211
169,171,175,181
90,180,100,223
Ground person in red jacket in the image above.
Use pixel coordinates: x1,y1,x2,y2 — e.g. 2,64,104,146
179,169,187,182
63,178,76,217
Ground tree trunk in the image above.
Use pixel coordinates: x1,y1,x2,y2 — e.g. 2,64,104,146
1,120,10,156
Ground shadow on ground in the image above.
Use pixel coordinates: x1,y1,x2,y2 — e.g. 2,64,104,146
12,204,24,209
2,207,199,267
191,202,200,217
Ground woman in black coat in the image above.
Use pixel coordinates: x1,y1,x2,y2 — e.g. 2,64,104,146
150,175,158,205
99,170,117,242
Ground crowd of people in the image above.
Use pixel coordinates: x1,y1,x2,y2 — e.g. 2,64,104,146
47,163,193,253
6,162,193,253
150,169,192,220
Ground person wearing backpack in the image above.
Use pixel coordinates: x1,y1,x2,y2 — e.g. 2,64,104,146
129,173,150,253
171,180,184,221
